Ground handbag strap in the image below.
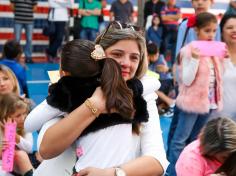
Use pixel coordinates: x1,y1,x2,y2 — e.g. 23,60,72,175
78,0,85,18
181,27,190,48
47,8,55,20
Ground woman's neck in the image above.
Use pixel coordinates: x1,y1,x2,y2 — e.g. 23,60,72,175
228,44,236,65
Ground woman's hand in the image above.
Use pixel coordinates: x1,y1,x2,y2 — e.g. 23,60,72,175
89,87,107,115
76,167,114,176
191,47,200,60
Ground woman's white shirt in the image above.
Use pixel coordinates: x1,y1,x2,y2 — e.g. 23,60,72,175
212,60,236,121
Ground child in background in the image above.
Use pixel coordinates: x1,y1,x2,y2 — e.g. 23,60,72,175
167,0,222,168
147,43,175,116
225,0,236,15
0,64,20,96
161,0,181,65
176,117,236,176
0,93,34,176
175,0,221,59
167,12,229,176
146,14,163,50
0,40,28,97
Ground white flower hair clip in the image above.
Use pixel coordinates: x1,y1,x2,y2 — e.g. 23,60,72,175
91,44,106,60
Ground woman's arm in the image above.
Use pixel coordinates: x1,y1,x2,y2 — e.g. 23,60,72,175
121,156,164,176
39,87,106,159
78,156,163,176
138,93,169,175
140,75,168,174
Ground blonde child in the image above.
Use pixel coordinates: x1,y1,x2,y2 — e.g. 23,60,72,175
167,12,229,176
0,93,34,176
0,64,20,95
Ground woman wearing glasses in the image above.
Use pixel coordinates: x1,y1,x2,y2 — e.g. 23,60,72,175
38,21,168,176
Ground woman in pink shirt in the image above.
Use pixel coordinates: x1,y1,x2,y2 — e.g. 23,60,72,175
176,117,236,176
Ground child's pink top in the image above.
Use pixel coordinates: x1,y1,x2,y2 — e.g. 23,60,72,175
176,140,222,176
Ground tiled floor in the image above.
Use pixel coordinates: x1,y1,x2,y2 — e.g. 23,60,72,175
26,63,59,105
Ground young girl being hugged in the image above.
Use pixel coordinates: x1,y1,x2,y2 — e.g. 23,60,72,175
0,93,34,176
24,39,146,133
167,12,229,176
25,39,151,175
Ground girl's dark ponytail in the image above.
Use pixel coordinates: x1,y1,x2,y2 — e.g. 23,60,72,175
100,58,134,119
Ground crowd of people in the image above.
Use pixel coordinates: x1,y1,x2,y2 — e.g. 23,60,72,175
0,0,236,176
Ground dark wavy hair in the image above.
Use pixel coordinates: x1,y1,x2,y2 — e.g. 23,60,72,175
195,12,217,29
215,151,236,176
60,39,134,118
220,14,236,41
199,117,236,157
3,40,22,59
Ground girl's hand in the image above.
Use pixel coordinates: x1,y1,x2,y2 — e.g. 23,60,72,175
156,65,169,73
1,138,9,151
0,120,4,131
77,167,114,176
0,118,14,131
0,118,15,148
89,87,107,114
191,47,200,60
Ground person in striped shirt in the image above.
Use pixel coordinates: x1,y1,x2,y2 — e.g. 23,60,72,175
10,0,37,63
161,0,181,66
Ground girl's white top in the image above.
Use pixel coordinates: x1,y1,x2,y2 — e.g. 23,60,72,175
29,74,168,175
17,132,34,154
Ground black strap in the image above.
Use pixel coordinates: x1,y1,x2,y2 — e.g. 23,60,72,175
47,8,55,20
23,169,33,176
80,0,86,9
51,8,55,20
181,27,190,48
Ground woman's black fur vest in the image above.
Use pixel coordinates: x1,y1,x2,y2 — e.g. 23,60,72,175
46,76,149,136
